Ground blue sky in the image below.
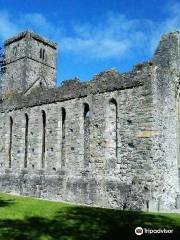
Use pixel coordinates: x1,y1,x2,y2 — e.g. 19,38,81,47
0,0,179,85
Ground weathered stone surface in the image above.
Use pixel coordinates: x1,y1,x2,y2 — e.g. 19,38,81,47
0,30,179,212
1,31,57,95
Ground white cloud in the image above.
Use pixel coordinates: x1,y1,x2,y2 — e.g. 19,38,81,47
0,11,20,40
60,13,148,60
22,13,62,37
0,2,180,61
59,2,180,60
147,1,180,54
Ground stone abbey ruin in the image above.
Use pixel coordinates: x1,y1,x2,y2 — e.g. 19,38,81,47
0,30,180,212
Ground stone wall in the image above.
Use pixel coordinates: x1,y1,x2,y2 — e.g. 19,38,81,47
0,31,179,212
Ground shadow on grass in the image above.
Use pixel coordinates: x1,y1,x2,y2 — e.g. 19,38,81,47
0,205,179,240
0,197,14,207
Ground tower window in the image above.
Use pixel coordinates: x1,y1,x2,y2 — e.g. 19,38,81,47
43,49,45,60
13,46,17,56
40,48,45,60
40,48,43,59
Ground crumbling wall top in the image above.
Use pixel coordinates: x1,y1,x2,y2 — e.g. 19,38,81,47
0,61,154,112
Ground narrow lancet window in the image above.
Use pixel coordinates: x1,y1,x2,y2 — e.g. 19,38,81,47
24,113,29,168
61,107,66,167
40,48,45,60
40,48,43,59
43,49,45,60
84,103,90,167
9,116,13,168
109,98,118,158
41,110,46,168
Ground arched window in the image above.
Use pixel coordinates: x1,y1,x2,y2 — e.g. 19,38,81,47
61,107,66,167
24,113,29,168
40,48,45,60
41,110,46,168
43,49,45,60
13,46,17,56
108,98,118,158
9,116,13,168
84,103,90,167
40,48,43,59
84,103,90,119
62,107,66,126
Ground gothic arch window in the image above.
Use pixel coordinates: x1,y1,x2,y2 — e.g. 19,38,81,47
43,49,45,60
109,98,117,106
41,110,46,168
13,46,17,56
84,103,90,167
9,116,13,168
84,103,90,119
40,48,43,59
61,107,66,167
108,98,118,158
40,48,45,60
24,113,29,168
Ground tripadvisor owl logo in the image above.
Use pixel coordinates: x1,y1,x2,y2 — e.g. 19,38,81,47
135,227,143,235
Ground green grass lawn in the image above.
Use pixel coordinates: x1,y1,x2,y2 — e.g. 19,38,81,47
0,192,179,240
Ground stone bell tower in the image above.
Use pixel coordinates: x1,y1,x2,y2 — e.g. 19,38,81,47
0,30,57,95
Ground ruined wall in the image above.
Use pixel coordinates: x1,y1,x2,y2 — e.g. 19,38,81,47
0,31,179,212
149,32,180,210
0,62,173,211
